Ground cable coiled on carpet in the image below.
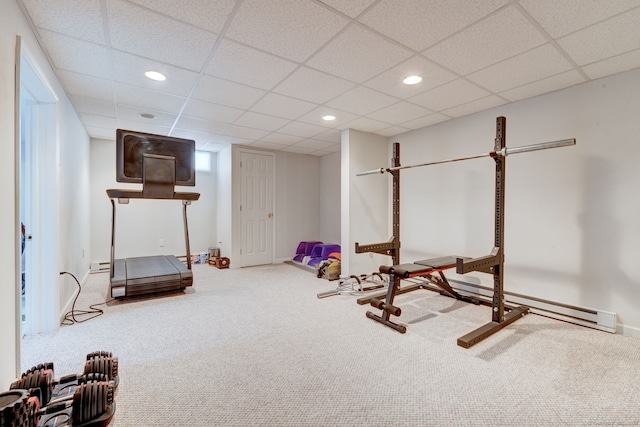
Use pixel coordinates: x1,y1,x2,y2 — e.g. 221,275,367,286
60,271,113,325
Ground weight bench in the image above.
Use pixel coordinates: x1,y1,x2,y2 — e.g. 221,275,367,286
365,255,480,333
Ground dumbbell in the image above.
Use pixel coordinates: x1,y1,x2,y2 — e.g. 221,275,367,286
36,380,115,427
0,388,34,427
10,352,119,410
53,352,119,403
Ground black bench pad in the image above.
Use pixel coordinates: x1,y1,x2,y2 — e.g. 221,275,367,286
379,263,433,278
414,256,470,269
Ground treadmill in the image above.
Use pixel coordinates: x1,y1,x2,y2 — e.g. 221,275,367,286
107,130,200,298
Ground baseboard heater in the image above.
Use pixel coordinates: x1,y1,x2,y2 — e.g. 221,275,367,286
444,278,617,334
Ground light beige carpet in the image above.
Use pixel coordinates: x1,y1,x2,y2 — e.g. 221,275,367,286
20,263,640,426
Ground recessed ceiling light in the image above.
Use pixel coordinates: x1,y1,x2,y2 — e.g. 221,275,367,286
140,113,156,119
322,115,336,121
403,75,422,85
145,71,166,81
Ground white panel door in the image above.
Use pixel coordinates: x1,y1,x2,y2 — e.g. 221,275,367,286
240,151,274,267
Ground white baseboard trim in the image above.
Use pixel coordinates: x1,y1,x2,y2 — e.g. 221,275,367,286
275,257,293,264
616,323,640,339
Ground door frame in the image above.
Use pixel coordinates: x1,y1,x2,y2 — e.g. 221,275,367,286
15,36,60,344
236,148,276,267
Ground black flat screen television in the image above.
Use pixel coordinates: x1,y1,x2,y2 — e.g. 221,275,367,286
116,129,196,186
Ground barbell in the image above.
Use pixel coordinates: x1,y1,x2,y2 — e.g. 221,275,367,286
356,138,576,176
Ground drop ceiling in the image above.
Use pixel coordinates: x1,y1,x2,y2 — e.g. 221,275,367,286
17,0,640,156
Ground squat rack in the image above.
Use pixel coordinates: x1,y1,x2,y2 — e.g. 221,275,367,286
358,116,575,348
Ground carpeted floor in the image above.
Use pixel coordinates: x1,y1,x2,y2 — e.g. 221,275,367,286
20,263,640,426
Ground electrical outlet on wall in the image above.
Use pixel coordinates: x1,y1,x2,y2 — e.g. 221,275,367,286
159,238,165,247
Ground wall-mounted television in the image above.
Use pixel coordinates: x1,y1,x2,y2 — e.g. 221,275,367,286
116,129,196,187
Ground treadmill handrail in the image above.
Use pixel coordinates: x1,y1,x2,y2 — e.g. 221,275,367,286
106,189,200,201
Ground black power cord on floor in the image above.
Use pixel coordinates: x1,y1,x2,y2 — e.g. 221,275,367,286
60,271,114,325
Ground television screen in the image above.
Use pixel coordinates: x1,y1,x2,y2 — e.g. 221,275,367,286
116,129,196,186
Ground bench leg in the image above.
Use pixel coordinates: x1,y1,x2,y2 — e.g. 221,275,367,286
366,275,406,333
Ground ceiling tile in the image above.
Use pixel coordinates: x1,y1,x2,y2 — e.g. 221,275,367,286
181,99,244,123
205,38,298,90
318,0,377,18
58,70,113,101
19,0,640,156
363,55,457,99
80,113,118,130
173,116,228,134
169,129,217,146
582,49,640,80
423,5,547,75
70,95,116,117
313,129,341,143
280,145,316,155
234,112,291,132
250,140,290,150
37,30,112,79
306,24,413,83
273,66,357,104
293,139,336,150
499,70,586,102
260,133,305,145
466,44,573,92
117,105,176,127
277,121,328,138
111,51,199,97
107,0,217,71
250,93,318,120
22,0,105,44
225,0,349,62
221,124,269,140
409,79,490,111
400,113,451,130
441,95,507,118
116,120,171,135
210,134,252,145
557,8,640,66
519,0,640,38
296,107,358,128
126,0,238,34
359,0,510,51
192,74,266,109
367,101,433,124
314,144,340,154
326,86,399,116
377,125,411,137
114,82,186,113
343,117,393,133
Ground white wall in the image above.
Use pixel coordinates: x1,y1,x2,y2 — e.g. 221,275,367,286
341,129,389,276
274,151,321,261
391,67,640,337
216,145,232,260
57,94,91,316
0,0,90,385
90,138,217,263
320,151,341,244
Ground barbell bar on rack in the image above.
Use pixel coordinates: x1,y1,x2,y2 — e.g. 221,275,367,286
356,138,576,176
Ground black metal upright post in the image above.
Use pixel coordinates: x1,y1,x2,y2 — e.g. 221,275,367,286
456,117,529,348
355,142,401,264
492,116,506,323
